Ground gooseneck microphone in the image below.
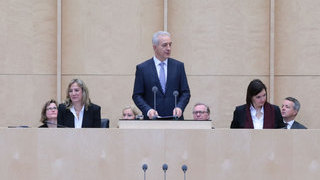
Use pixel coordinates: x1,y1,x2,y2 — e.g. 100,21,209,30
162,163,168,180
152,86,158,119
142,164,148,180
173,90,179,118
173,90,179,107
181,165,188,180
152,86,158,110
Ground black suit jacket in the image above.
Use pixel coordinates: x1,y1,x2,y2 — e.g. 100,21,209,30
132,58,191,119
231,104,285,129
291,121,307,129
57,103,101,128
39,124,48,128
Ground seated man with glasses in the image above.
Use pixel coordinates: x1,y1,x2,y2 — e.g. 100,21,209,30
192,103,210,120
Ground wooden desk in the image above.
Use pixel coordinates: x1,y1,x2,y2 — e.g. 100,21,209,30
0,128,318,180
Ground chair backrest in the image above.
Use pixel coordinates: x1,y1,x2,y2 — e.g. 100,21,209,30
101,118,109,128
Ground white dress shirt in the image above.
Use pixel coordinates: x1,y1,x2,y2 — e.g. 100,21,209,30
250,105,264,129
284,120,294,129
70,105,85,128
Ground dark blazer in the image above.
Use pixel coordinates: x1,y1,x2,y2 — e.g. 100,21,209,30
132,58,191,119
57,103,101,128
291,121,307,129
39,124,48,128
231,104,285,129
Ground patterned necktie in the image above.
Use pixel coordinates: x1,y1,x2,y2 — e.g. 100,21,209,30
159,62,166,93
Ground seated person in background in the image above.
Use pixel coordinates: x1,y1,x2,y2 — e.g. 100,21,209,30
192,103,210,120
122,105,139,120
39,99,58,128
281,97,307,129
231,79,285,129
58,78,101,128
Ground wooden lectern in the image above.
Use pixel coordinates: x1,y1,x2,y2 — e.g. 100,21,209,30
118,119,212,129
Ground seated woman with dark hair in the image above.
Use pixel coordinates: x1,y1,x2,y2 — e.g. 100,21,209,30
39,99,58,128
231,79,285,129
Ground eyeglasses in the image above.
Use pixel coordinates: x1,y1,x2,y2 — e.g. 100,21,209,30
46,107,57,111
192,111,207,115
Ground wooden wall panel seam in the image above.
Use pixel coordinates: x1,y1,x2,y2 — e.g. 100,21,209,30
270,0,275,103
57,0,62,103
164,0,168,31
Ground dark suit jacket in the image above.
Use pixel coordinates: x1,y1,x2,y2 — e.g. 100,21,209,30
57,103,101,128
132,58,191,119
39,124,48,128
291,121,307,129
231,104,285,129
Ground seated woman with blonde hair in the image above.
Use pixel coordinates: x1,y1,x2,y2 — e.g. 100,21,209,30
122,105,139,119
58,78,101,128
39,99,58,128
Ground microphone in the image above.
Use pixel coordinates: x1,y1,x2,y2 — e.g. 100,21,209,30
173,90,179,119
152,86,158,119
142,164,148,180
162,163,168,180
152,86,158,111
181,165,187,180
173,90,179,107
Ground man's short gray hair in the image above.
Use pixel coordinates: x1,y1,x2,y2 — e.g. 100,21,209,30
152,31,171,46
193,102,210,114
285,97,301,112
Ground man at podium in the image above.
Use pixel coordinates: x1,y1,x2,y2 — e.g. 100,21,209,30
132,31,190,120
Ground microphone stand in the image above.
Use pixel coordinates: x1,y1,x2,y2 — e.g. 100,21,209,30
142,164,148,180
162,163,168,180
182,165,187,180
173,91,179,119
152,86,158,111
151,86,158,119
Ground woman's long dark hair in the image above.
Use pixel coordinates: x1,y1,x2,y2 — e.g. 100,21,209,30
246,79,267,105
